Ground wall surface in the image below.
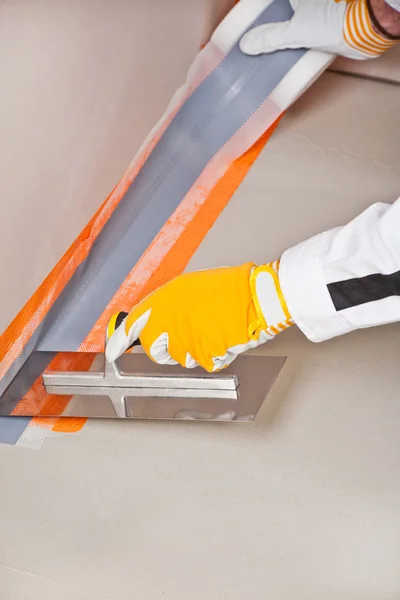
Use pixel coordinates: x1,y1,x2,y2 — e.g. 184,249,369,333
0,0,210,332
0,2,399,600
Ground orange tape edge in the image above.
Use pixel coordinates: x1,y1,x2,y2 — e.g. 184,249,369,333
9,115,282,433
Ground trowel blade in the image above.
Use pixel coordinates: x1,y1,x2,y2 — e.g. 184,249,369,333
41,353,286,421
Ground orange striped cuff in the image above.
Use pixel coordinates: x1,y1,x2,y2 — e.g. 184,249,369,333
344,0,398,56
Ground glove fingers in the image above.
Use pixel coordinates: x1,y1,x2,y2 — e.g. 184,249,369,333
212,351,238,372
240,21,298,55
147,332,179,366
185,353,199,369
147,333,200,369
105,308,151,362
109,306,201,370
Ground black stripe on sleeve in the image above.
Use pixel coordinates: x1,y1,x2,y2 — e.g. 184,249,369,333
328,270,400,312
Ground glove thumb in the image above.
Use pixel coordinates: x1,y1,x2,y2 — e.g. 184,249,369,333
240,21,299,55
105,308,151,363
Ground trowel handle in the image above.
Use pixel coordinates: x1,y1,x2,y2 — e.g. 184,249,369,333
112,311,141,349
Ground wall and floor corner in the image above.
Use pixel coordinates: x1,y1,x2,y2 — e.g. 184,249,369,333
0,1,399,599
0,0,332,438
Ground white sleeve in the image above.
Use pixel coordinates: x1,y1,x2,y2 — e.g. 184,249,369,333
385,0,400,11
279,198,400,342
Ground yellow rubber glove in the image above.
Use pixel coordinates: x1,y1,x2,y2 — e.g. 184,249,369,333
105,262,293,372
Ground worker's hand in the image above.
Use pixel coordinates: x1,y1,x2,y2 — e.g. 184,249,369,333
240,0,398,60
105,262,293,372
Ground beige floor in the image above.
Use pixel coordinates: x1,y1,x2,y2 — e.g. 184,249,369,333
1,2,400,599
332,44,400,83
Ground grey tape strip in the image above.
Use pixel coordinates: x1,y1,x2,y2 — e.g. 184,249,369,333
0,416,32,444
0,352,56,416
38,0,302,354
1,0,302,410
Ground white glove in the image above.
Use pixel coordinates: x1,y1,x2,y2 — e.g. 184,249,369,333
240,0,397,60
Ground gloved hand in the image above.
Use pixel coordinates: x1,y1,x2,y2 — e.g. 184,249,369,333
105,262,293,372
240,0,398,60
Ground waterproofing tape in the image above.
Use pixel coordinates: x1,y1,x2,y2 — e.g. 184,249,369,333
0,0,332,412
